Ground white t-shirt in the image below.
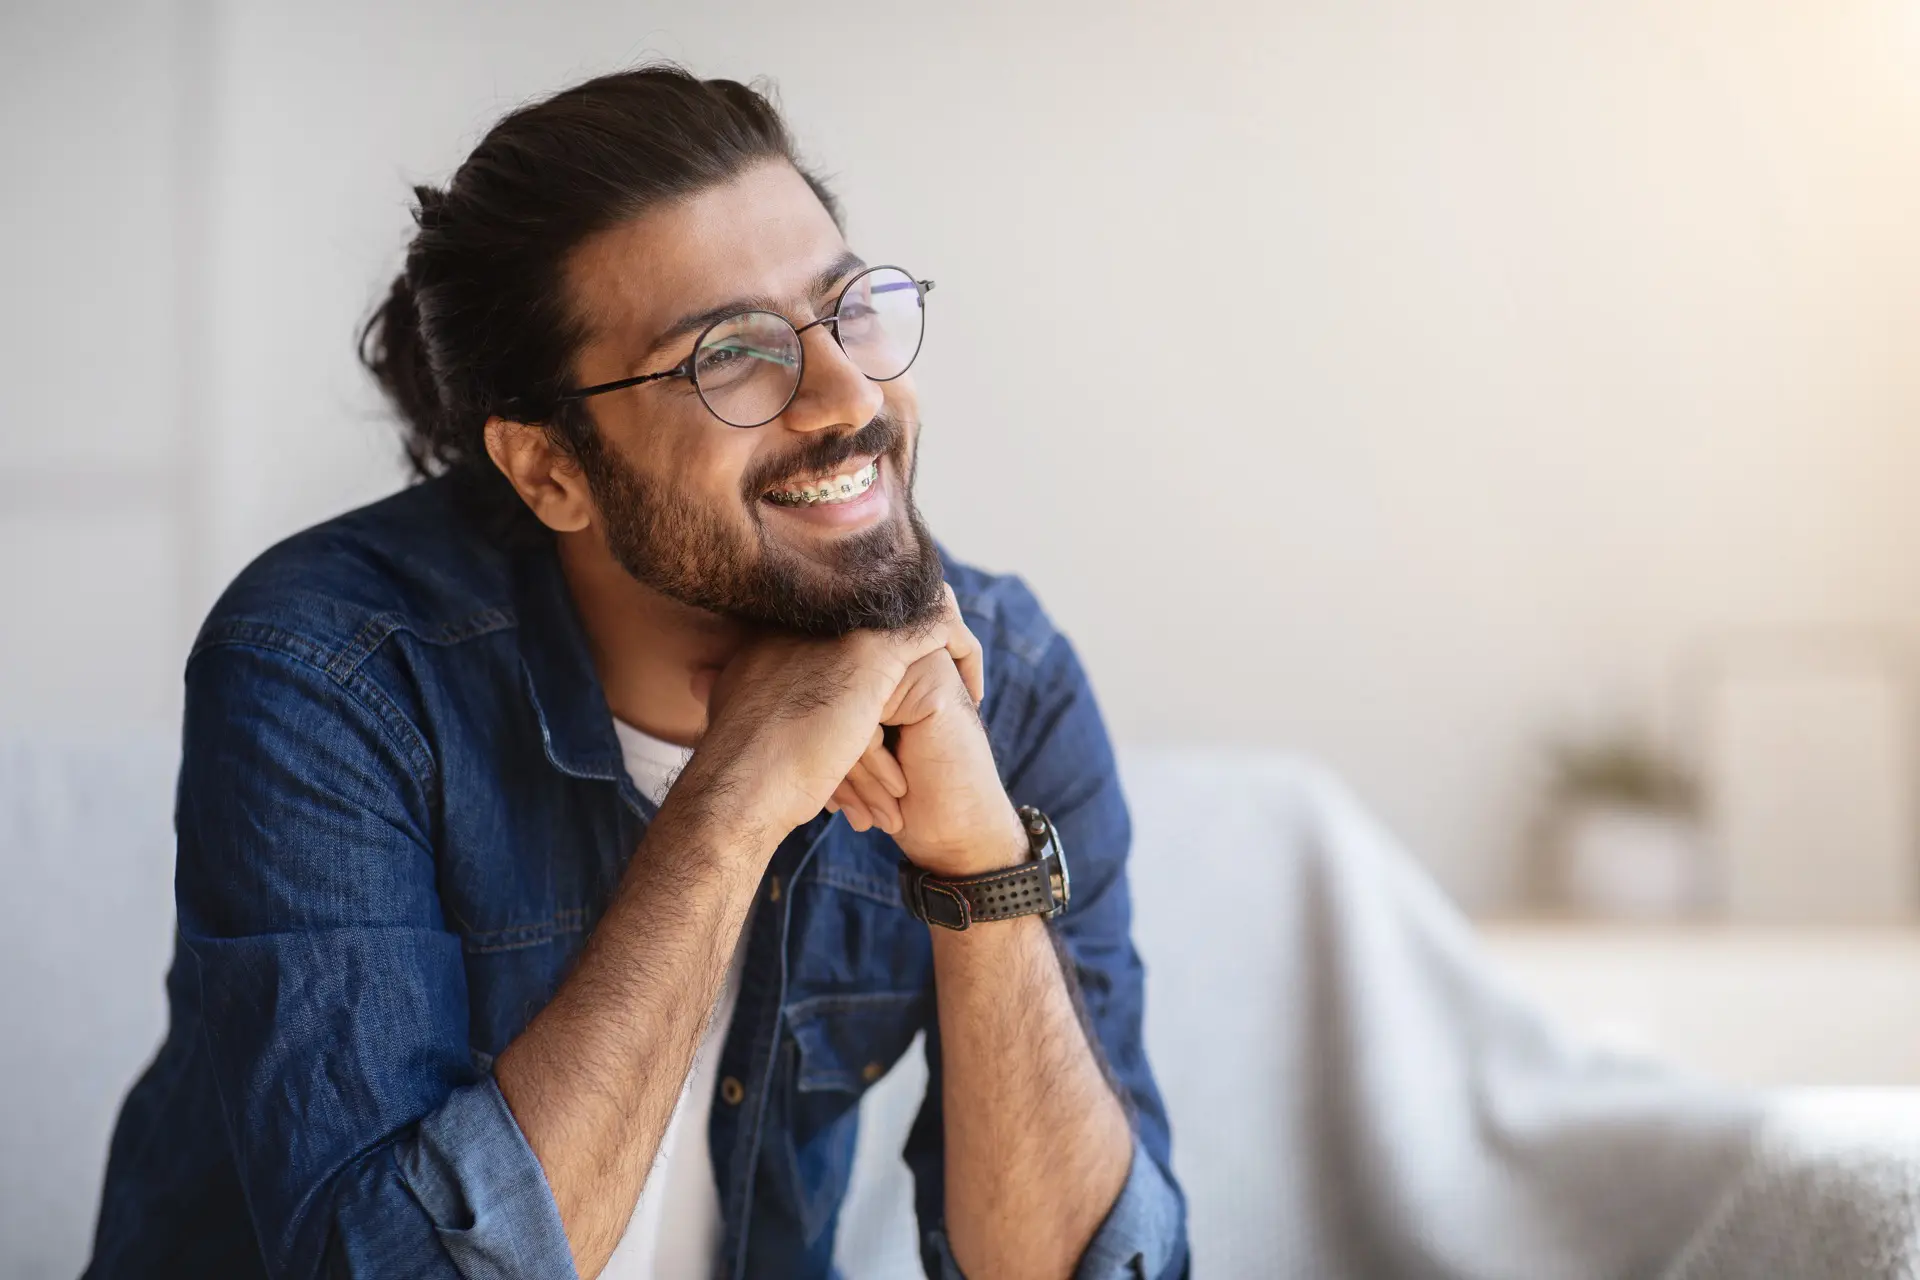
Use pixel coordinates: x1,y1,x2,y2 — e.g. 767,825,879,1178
600,718,748,1280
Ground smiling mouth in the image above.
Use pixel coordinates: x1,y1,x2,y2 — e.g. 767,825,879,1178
763,459,881,507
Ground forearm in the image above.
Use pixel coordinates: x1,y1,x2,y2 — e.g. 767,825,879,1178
493,787,769,1278
931,912,1134,1279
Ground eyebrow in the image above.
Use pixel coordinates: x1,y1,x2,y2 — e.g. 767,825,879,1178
636,249,868,367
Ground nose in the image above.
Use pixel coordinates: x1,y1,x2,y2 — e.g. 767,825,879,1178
778,319,884,435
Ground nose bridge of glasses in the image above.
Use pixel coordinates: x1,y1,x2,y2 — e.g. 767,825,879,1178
791,307,870,382
793,311,839,337
781,312,883,425
797,306,878,392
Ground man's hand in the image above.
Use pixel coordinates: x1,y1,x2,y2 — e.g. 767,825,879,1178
828,588,1024,878
681,604,982,858
880,643,1027,877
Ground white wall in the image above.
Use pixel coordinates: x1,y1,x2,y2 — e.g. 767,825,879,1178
2,0,201,732
9,0,1920,899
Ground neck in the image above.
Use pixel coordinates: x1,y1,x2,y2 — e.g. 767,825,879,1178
555,530,745,748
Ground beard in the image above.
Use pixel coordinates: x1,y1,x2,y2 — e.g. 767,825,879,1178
572,409,947,637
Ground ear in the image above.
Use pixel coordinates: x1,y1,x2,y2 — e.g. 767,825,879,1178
483,416,594,533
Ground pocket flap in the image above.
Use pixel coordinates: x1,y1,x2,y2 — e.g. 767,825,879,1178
785,990,926,1094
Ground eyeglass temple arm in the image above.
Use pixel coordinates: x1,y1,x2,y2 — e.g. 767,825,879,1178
556,366,684,403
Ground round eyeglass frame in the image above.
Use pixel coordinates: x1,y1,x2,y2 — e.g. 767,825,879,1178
556,265,934,428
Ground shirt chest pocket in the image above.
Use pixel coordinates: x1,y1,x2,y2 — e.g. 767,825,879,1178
780,990,929,1245
457,914,589,1067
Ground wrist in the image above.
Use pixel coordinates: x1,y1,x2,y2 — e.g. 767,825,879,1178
900,801,1030,879
648,763,786,872
674,719,824,840
899,804,1072,932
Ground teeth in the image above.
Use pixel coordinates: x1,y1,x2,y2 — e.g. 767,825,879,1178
768,460,878,507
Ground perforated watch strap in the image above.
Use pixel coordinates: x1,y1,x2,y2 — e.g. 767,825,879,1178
897,860,1057,930
949,862,1056,921
897,806,1069,930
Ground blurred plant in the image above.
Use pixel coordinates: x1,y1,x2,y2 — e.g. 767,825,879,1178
1545,734,1700,815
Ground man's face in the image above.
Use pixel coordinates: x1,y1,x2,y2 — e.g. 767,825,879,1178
559,160,943,636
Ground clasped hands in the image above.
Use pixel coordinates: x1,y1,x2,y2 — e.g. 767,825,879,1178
685,585,1027,880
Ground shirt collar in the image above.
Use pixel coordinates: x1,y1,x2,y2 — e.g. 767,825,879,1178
509,540,626,785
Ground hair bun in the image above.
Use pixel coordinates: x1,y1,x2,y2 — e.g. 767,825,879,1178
411,184,450,231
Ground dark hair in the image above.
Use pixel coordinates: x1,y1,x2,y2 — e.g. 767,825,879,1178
358,64,840,515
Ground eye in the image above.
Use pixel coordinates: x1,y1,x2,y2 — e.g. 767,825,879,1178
694,343,747,377
836,300,879,337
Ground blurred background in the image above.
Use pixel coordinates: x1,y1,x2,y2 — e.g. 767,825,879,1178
4,0,1920,1274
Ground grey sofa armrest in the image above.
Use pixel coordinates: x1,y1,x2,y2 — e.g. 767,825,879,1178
1667,1090,1920,1280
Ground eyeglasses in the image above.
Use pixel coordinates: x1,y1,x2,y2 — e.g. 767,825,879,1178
557,265,933,428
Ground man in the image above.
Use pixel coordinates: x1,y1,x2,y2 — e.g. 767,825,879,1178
88,65,1184,1280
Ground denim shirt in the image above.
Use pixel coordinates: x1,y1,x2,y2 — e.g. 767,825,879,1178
87,477,1186,1280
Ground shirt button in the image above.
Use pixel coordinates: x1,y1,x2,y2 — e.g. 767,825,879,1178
768,876,782,903
720,1076,745,1106
861,1061,884,1084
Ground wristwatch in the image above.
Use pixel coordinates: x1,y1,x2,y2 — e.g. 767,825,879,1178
897,805,1072,931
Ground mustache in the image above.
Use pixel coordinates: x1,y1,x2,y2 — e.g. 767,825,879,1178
742,412,908,498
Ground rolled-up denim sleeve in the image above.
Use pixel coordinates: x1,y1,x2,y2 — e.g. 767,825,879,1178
175,637,575,1280
1068,1137,1185,1280
910,576,1189,1279
921,1134,1183,1280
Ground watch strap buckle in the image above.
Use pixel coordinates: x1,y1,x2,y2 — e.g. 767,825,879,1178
898,863,973,930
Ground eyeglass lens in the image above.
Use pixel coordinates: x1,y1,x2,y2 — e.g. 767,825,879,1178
690,266,925,427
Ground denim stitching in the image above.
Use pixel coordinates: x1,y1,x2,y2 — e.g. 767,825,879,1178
327,607,520,679
188,636,437,792
189,615,521,788
193,607,516,667
192,619,331,667
785,990,924,1093
459,906,589,953
804,863,898,907
327,614,404,681
780,1051,860,1244
338,667,437,785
